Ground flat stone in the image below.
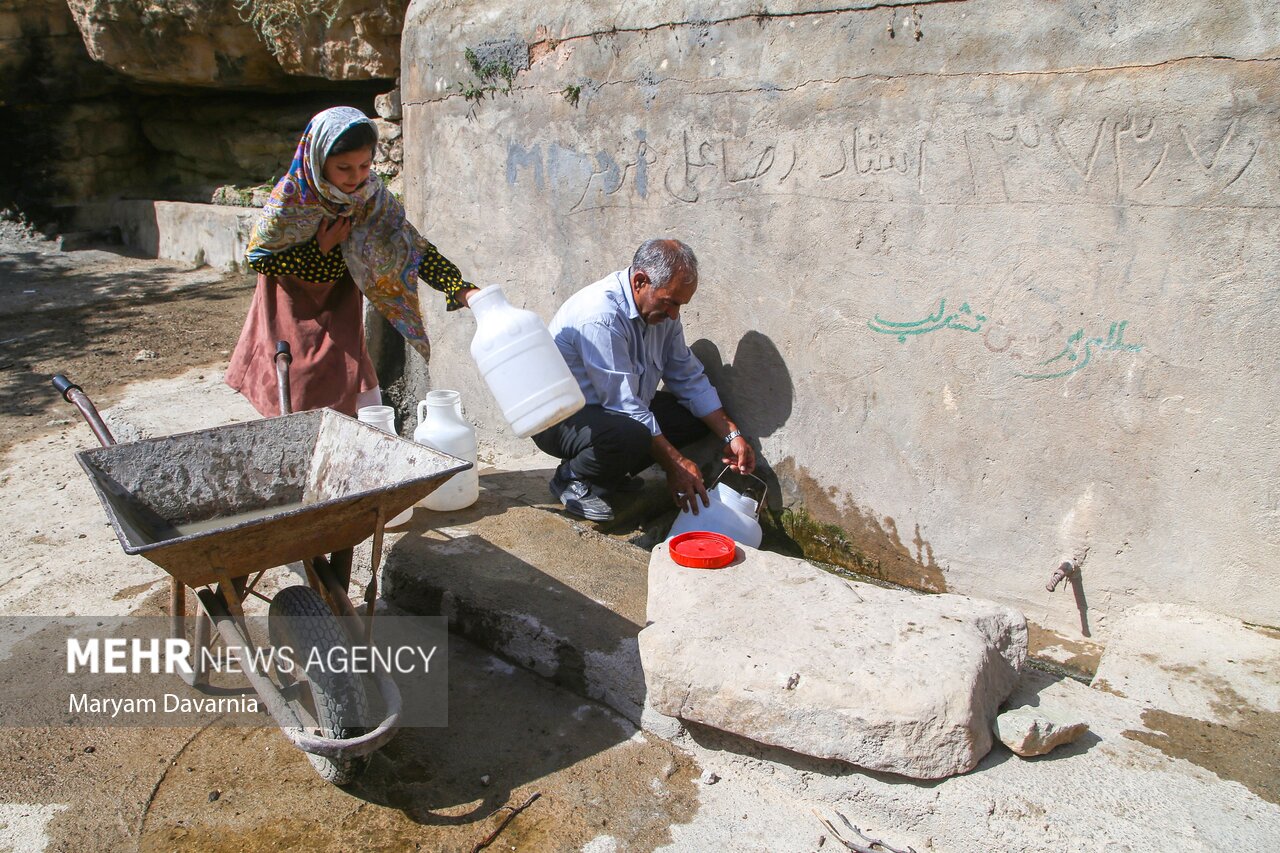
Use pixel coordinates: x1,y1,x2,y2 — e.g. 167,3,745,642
995,706,1089,756
639,544,1027,779
1091,603,1280,724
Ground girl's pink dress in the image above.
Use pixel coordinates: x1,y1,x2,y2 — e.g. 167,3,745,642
225,271,377,417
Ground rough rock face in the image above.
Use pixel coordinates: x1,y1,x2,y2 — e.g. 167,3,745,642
65,0,291,89
64,0,405,88
272,0,408,80
5,0,401,209
0,0,137,208
0,0,112,102
638,544,1027,779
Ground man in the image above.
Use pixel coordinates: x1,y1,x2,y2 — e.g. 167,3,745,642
533,238,755,521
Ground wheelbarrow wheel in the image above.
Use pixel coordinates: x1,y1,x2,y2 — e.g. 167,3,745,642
268,584,370,785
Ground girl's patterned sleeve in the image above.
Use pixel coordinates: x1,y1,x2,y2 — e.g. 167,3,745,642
417,241,474,311
247,237,348,282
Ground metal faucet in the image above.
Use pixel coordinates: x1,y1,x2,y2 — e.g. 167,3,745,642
1046,558,1077,592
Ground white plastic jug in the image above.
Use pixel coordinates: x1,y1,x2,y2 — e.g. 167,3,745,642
356,405,413,528
468,286,585,438
667,469,766,548
413,390,479,511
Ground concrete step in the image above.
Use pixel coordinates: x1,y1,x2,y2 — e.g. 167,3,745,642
382,466,659,723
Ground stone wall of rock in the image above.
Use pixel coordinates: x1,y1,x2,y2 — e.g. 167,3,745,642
2,0,406,214
400,0,1280,650
0,0,135,209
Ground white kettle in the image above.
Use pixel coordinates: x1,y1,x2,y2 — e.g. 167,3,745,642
667,467,767,548
413,390,479,511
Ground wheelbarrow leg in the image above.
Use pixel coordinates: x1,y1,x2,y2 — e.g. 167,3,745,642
169,578,185,643
192,608,213,687
329,547,353,593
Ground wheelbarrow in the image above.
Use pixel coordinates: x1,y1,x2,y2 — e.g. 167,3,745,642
51,342,470,784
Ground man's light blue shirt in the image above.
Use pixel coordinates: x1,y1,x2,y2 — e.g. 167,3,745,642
548,269,722,436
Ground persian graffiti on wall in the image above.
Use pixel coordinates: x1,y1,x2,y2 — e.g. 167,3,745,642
867,298,1144,381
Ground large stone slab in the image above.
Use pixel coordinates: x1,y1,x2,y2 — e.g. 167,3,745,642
639,544,1027,779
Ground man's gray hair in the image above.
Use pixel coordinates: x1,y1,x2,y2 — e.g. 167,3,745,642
632,239,698,289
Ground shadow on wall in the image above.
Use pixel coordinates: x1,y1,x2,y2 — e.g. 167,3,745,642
694,331,949,594
692,330,793,443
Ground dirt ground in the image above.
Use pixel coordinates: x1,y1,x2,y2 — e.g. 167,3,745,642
0,221,253,454
0,229,707,853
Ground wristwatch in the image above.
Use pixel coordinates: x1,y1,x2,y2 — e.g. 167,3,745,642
722,429,742,445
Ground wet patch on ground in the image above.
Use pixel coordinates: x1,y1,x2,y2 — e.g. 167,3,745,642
135,638,700,853
1124,705,1280,805
1027,622,1102,678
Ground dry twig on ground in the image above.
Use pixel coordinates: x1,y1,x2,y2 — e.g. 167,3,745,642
470,791,542,853
814,809,917,853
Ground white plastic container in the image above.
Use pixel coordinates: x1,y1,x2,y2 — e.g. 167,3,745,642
413,390,479,511
667,470,766,548
356,405,413,528
468,286,585,437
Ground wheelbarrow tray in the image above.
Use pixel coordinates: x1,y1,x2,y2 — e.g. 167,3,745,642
75,408,470,588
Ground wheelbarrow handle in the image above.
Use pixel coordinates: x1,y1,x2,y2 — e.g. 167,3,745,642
52,373,81,401
274,340,293,415
51,374,116,447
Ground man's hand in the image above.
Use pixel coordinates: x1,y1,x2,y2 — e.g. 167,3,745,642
316,215,351,254
665,455,709,515
722,435,755,475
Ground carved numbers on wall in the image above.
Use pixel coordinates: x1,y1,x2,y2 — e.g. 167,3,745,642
504,112,1277,211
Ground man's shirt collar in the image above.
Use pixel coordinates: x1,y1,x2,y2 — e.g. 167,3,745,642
618,267,641,321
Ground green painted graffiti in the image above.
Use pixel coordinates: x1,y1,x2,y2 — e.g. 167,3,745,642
867,298,988,341
868,299,1143,380
1014,320,1143,381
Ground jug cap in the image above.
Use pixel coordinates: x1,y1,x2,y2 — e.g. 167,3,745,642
669,531,736,569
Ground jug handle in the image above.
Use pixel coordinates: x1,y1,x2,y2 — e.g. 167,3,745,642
417,400,428,425
708,465,768,518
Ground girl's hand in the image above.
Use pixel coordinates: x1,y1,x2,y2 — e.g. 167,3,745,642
317,216,351,254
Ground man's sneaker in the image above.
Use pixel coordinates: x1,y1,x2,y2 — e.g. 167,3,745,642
549,471,614,522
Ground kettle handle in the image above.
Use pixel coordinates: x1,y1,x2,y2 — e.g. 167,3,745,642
708,465,768,518
417,400,428,425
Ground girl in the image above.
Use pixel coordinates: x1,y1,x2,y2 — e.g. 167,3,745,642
226,106,478,415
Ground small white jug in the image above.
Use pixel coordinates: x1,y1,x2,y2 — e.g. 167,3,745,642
414,390,479,511
356,405,413,528
667,468,767,548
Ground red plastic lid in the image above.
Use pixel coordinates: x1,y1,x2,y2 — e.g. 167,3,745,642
669,531,737,569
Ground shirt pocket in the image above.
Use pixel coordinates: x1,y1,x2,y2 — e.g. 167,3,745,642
639,342,663,403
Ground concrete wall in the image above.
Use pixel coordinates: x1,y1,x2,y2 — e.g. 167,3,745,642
73,201,258,271
400,0,1280,652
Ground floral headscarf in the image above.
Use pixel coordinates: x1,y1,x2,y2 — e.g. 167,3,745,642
247,106,431,359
